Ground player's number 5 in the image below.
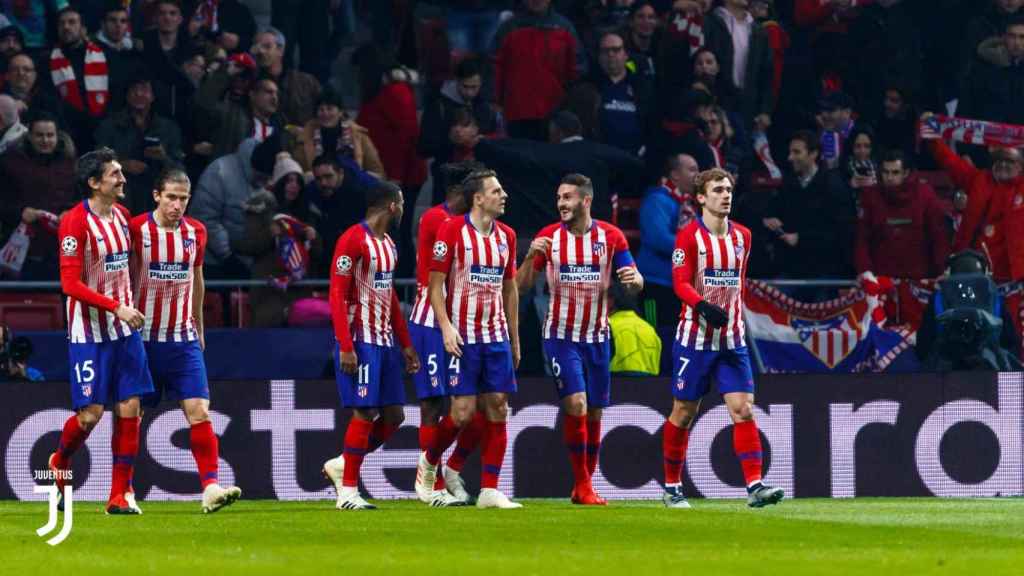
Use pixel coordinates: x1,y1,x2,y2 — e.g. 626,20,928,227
74,361,95,384
677,356,690,377
427,354,438,375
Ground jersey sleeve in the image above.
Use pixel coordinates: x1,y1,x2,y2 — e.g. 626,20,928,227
429,219,458,275
328,229,361,352
609,225,636,269
194,220,208,268
390,289,412,348
504,226,517,279
671,228,702,308
58,210,120,312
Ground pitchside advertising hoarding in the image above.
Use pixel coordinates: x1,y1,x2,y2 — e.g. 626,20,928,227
2,374,1022,501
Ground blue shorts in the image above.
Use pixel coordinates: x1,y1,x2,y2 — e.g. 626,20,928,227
335,341,406,408
68,332,154,410
447,341,517,396
410,323,448,400
671,340,755,402
142,340,209,408
543,339,611,408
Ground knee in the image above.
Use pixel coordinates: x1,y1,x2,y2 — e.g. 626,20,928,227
450,404,475,428
383,406,405,427
730,402,755,423
564,394,587,417
485,399,509,422
77,407,103,431
187,406,210,426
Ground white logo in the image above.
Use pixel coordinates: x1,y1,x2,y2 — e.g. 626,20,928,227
34,471,73,546
336,255,352,273
432,241,448,259
672,248,686,267
61,236,78,256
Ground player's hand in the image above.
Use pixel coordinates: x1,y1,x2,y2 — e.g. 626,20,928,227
115,304,145,331
762,217,783,232
339,349,358,374
441,324,464,358
616,266,642,288
528,236,552,257
402,346,421,374
197,330,206,351
780,232,799,247
21,207,39,224
511,341,521,370
695,300,729,328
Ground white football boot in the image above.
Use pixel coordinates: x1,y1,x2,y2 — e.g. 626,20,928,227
202,483,242,514
322,455,346,506
414,452,438,503
124,492,143,514
476,488,522,509
336,487,377,510
444,466,471,504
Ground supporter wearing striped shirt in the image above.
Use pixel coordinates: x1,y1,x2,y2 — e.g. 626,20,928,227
516,173,643,506
50,148,154,516
322,181,420,511
415,169,523,510
662,167,783,510
129,168,241,514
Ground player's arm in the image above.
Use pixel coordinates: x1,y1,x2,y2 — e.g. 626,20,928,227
329,233,359,373
192,266,206,350
671,230,727,328
611,227,643,294
429,223,463,357
515,234,550,294
58,213,144,330
390,289,420,373
504,229,520,369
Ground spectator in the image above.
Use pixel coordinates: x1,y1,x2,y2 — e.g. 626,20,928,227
45,7,113,151
761,130,855,282
816,90,855,170
750,0,788,102
194,0,257,54
0,0,61,50
299,88,384,178
703,104,746,174
704,0,774,131
306,154,367,276
3,53,62,121
592,30,654,155
0,94,27,154
648,88,717,174
623,1,660,79
840,124,878,193
961,15,1024,126
691,47,739,112
608,281,662,376
637,152,700,328
0,110,76,280
94,76,184,215
141,0,198,145
0,24,25,71
270,0,333,81
94,3,140,113
444,0,510,56
960,0,1024,95
494,0,586,141
855,150,950,280
656,0,714,112
269,153,318,225
191,137,275,277
197,58,285,159
249,27,322,126
869,82,917,161
418,56,497,202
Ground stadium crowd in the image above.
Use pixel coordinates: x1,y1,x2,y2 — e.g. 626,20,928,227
2,0,1023,340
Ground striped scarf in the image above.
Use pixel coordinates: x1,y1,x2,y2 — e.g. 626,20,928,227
49,43,109,117
919,114,1024,148
668,11,704,56
271,214,311,290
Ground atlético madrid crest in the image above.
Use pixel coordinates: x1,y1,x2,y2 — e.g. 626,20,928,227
792,313,858,370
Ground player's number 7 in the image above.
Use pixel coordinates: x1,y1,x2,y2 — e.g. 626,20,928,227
677,356,690,377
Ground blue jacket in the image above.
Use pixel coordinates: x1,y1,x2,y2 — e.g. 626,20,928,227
636,186,679,287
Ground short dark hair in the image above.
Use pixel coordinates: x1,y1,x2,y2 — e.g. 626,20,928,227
549,110,582,138
881,149,910,170
441,161,484,196
251,76,277,93
76,147,119,196
365,181,402,211
665,153,694,177
25,109,58,131
461,169,498,208
790,129,820,154
455,57,484,80
597,30,625,47
694,168,734,196
315,88,344,110
155,168,191,193
560,173,594,198
312,154,342,171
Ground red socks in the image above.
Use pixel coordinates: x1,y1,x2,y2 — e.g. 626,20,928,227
585,418,601,477
563,414,589,489
662,419,690,486
480,420,507,489
418,423,436,453
426,414,461,465
189,421,220,489
341,418,373,488
110,416,140,499
732,420,764,487
368,419,399,452
56,414,90,469
447,411,485,472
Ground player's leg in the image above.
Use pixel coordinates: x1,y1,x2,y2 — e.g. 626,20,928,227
328,342,384,509
181,397,242,513
51,404,103,510
544,339,593,502
335,407,380,509
443,397,485,503
719,348,783,508
663,340,714,508
476,342,522,509
109,395,142,514
53,342,112,496
582,340,613,504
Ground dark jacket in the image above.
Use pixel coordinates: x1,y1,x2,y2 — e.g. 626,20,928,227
591,68,654,155
270,67,321,126
960,59,1024,126
307,178,368,277
141,28,196,143
0,134,77,259
418,79,498,163
196,68,287,159
769,167,856,278
94,109,184,215
703,9,775,125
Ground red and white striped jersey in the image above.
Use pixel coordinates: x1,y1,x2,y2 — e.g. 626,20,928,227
430,214,517,344
672,218,750,350
330,222,399,348
410,202,454,327
58,201,134,343
531,220,634,343
129,214,206,342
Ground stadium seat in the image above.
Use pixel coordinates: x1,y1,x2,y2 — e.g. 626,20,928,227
203,291,224,328
228,290,250,328
0,292,65,330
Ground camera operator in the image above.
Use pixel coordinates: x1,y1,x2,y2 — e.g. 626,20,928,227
0,324,43,382
916,251,1023,371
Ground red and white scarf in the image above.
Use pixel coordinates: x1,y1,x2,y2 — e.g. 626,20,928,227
919,114,1024,148
660,178,698,230
49,43,109,117
668,12,704,56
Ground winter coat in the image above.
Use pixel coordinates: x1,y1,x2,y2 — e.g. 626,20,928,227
854,180,950,279
191,138,260,267
356,80,426,186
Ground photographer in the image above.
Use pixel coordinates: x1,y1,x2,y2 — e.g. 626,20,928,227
0,324,42,382
916,251,1022,372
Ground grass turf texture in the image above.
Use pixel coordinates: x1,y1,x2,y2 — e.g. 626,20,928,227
2,498,1022,575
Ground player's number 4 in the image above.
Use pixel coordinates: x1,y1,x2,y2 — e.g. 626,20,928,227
73,361,95,384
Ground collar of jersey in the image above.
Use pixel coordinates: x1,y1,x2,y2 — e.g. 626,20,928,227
464,213,496,237
696,215,732,238
148,211,184,232
560,219,595,236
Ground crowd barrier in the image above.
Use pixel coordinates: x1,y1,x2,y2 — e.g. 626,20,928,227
3,373,1021,501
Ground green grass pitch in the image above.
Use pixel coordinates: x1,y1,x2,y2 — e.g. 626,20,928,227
2,498,1023,575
